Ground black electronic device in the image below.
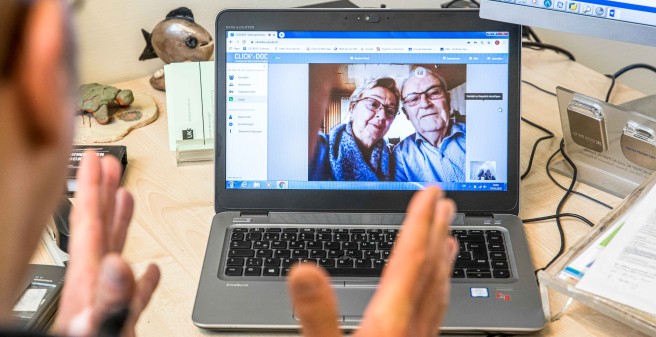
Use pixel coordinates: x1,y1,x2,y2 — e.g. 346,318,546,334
12,264,66,332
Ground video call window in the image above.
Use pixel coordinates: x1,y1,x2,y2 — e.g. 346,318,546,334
308,63,468,183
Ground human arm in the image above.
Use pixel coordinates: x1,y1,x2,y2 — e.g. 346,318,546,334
288,186,457,337
53,153,160,337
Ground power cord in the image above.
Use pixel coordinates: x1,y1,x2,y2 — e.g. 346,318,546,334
521,80,557,97
604,63,656,103
522,41,576,62
545,148,614,210
534,139,577,273
520,117,554,180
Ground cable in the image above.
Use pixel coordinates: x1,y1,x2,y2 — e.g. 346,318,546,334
535,139,577,273
545,149,614,209
524,213,595,228
520,117,555,180
604,63,656,102
522,26,542,43
522,41,576,62
441,0,479,8
521,80,557,97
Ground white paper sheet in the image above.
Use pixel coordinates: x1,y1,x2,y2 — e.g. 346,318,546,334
576,186,656,315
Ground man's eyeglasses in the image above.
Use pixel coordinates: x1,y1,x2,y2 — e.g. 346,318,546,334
354,97,399,118
402,85,446,108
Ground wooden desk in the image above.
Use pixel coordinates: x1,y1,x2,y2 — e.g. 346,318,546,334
32,48,649,336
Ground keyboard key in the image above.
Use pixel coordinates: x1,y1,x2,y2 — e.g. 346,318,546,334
264,258,281,266
466,271,492,278
486,230,502,235
231,233,244,241
361,242,376,250
230,241,251,249
232,228,248,233
367,229,382,234
283,228,299,233
300,258,318,265
281,233,297,241
488,243,505,251
249,228,265,233
293,249,309,258
456,234,485,242
299,233,315,241
253,241,269,249
289,241,304,249
452,229,467,235
487,235,504,244
334,233,349,241
317,233,332,241
256,249,273,258
324,268,380,277
343,242,358,250
271,241,287,249
229,250,255,257
373,259,385,269
491,261,509,269
266,228,282,232
468,230,484,234
274,249,291,258
325,242,341,250
379,241,394,250
310,250,327,258
493,270,511,278
282,258,298,267
246,258,262,266
226,257,244,266
246,233,262,241
452,268,465,278
301,228,315,233
337,258,354,267
319,259,335,267
244,267,261,276
225,267,243,276
364,251,381,259
456,252,472,260
318,228,332,233
263,233,279,241
281,268,292,276
455,259,489,269
355,259,370,268
350,229,365,233
490,252,507,260
263,267,280,276
306,241,322,249
334,229,348,234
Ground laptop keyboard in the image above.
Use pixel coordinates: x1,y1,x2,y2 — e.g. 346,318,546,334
222,227,512,280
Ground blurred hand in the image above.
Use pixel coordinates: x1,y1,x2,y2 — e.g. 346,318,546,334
288,186,457,337
54,152,160,337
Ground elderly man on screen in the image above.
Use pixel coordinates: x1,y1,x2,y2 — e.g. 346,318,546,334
395,66,466,183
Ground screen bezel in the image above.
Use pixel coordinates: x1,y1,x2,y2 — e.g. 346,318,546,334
214,9,521,214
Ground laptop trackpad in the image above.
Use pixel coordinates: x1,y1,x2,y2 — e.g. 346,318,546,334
293,288,376,322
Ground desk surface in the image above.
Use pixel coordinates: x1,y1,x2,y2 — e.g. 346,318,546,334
32,48,650,337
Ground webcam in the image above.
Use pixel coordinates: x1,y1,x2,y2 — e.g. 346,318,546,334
362,14,381,23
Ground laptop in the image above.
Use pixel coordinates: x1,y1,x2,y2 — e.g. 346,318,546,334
193,9,545,334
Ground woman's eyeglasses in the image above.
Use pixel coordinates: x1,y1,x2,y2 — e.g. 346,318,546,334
402,85,446,108
354,97,399,118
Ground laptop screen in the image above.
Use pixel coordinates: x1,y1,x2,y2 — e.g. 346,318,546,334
224,30,509,192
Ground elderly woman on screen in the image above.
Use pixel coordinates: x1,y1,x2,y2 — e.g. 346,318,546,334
309,77,400,181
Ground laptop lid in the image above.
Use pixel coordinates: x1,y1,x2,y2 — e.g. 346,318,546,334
214,9,521,215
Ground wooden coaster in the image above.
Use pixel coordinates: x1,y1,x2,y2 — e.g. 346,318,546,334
73,91,158,143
